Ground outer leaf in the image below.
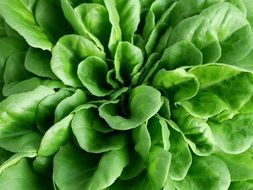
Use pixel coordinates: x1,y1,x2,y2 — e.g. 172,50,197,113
147,145,171,190
158,40,202,70
99,85,163,130
54,143,128,190
38,114,73,157
174,156,231,190
0,85,54,127
0,158,43,189
209,113,253,154
169,129,192,180
201,2,253,63
0,0,52,50
229,180,253,190
35,0,72,42
51,34,105,87
168,15,221,63
177,92,227,119
71,108,126,153
132,122,151,162
25,47,56,79
215,150,253,181
172,108,215,156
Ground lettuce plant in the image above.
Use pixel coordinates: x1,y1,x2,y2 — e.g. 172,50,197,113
0,0,253,189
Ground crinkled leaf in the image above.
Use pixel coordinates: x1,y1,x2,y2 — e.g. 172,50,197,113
77,56,112,96
54,89,86,122
174,156,231,190
72,108,126,153
147,145,171,190
0,85,54,127
38,114,73,157
99,85,163,130
153,68,199,102
51,34,105,87
208,113,253,154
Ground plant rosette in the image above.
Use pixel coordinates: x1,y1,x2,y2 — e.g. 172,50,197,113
0,0,253,190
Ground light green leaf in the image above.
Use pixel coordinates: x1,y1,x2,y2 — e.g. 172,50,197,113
229,180,253,190
168,15,221,63
54,89,86,122
99,85,163,130
114,42,144,85
71,108,126,153
25,47,56,79
158,40,202,70
0,124,41,153
177,92,227,119
104,0,140,55
153,68,199,102
201,2,253,63
0,158,44,189
208,113,253,154
147,145,171,190
51,34,105,87
77,56,112,96
172,108,215,156
54,143,128,190
0,0,52,50
132,122,151,162
38,114,73,157
215,150,253,181
169,129,192,181
0,85,54,127
174,156,231,190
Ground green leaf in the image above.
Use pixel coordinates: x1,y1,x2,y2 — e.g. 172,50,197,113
0,125,41,153
73,3,111,49
158,40,202,70
172,108,215,156
168,15,221,63
71,108,126,153
132,122,151,162
36,88,72,133
0,0,53,50
35,0,73,42
54,143,128,190
38,114,73,157
0,85,54,127
0,158,44,189
51,34,105,87
114,42,144,85
174,156,231,190
177,92,227,119
54,89,86,122
99,85,163,130
189,64,253,112
208,113,253,154
147,145,171,190
229,180,253,190
201,2,253,63
215,150,253,181
169,129,192,180
25,47,56,79
153,68,199,102
104,0,140,54
77,56,112,96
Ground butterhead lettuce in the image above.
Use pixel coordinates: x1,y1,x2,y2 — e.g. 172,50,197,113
0,0,253,189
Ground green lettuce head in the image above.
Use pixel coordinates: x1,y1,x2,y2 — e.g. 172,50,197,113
0,0,253,189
